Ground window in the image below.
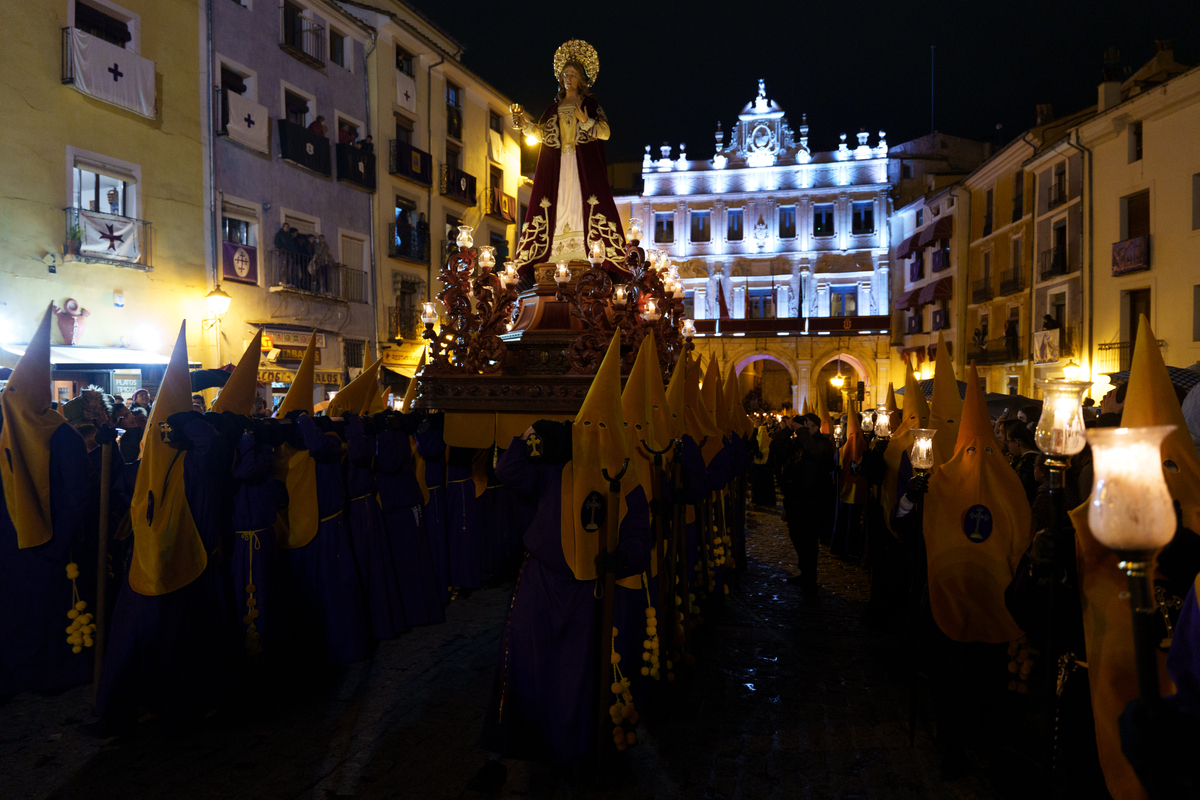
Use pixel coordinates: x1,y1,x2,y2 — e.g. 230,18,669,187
489,230,509,262
851,201,874,234
73,161,130,216
654,211,674,244
1124,190,1150,240
1129,289,1151,347
830,286,857,317
329,29,347,68
446,82,461,108
747,289,773,319
395,45,412,77
445,140,460,169
222,216,253,245
1050,291,1067,329
901,163,913,179
727,208,743,241
490,167,502,191
446,82,462,140
1129,121,1143,163
984,188,994,234
1011,237,1022,271
916,209,924,227
1007,376,1019,396
812,203,834,237
394,113,412,144
284,90,310,126
336,116,360,145
690,210,711,243
340,234,365,270
1012,170,1024,219
445,214,461,248
75,1,131,47
344,340,365,370
983,251,991,281
221,66,247,95
778,206,796,239
489,111,503,134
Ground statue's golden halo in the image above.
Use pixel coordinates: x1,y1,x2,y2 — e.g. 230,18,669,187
553,39,599,87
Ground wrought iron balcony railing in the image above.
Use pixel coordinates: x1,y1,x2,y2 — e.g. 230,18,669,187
389,139,432,185
388,306,423,341
63,207,153,270
336,143,376,192
999,267,1024,296
972,277,993,304
441,164,477,206
969,335,1027,365
1038,248,1070,280
281,12,325,69
389,223,430,264
269,248,366,303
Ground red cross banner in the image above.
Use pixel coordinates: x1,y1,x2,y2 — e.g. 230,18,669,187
78,209,140,262
68,28,156,119
226,91,270,155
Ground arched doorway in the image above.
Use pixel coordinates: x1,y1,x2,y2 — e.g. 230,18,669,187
735,354,795,414
813,354,862,415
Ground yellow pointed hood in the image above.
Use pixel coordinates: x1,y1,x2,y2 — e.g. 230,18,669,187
328,357,380,418
703,356,730,434
0,304,70,549
273,333,317,417
800,396,811,416
885,382,900,431
839,413,869,504
129,322,208,595
664,350,687,440
724,363,752,435
365,380,388,415
814,383,832,434
882,361,929,535
622,335,672,457
211,329,262,415
401,351,425,414
684,354,723,463
928,331,962,470
561,333,628,581
923,366,1030,643
1066,316,1195,798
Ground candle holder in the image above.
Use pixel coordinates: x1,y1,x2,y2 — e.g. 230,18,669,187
873,403,891,440
627,217,643,245
420,301,439,343
612,284,630,307
642,297,660,322
509,103,524,129
477,246,496,271
860,410,875,436
500,260,519,288
1086,425,1178,704
909,428,936,474
456,225,474,249
589,240,604,266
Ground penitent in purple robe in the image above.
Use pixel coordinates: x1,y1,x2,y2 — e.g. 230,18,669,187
416,422,449,603
279,415,370,663
97,417,239,727
0,423,91,695
446,446,482,590
344,414,407,639
1168,584,1200,715
481,438,650,765
376,427,444,627
230,430,280,653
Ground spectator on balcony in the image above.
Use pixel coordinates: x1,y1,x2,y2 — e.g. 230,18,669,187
416,213,429,254
972,327,986,352
1041,314,1060,331
1004,319,1019,359
338,121,355,145
308,115,328,137
396,209,413,248
309,234,334,294
274,223,294,252
357,135,374,154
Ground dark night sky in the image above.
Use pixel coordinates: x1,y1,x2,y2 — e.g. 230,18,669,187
407,0,1200,165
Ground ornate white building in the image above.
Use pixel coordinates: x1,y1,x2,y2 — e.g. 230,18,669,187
614,80,894,410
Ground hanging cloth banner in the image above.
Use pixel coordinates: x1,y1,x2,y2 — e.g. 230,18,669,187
396,69,417,113
69,28,156,119
78,209,140,261
225,91,270,154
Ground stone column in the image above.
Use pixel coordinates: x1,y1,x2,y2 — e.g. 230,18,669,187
816,282,830,318
693,285,707,320
774,284,790,320
877,262,889,316
796,357,813,412
798,264,810,318
733,283,746,319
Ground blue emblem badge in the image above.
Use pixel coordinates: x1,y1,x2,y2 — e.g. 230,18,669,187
963,504,993,543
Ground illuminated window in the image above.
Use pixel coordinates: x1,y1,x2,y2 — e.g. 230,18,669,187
830,286,857,316
813,203,834,238
690,210,710,243
654,212,674,244
851,201,874,234
778,206,796,239
727,208,743,241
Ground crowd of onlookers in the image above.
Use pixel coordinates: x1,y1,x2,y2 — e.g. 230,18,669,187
272,224,335,292
304,116,374,154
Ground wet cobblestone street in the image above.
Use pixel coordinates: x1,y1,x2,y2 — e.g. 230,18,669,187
0,506,1029,799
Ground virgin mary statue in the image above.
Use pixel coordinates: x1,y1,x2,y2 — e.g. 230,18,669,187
511,40,627,276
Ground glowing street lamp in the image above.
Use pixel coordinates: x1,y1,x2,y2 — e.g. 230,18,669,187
205,286,232,318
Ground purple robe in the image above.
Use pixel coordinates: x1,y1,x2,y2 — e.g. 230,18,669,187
0,423,91,695
376,428,444,626
230,431,280,652
279,416,370,663
513,95,627,277
446,446,482,590
345,415,408,639
1168,584,1200,715
481,438,651,764
416,424,449,603
96,418,238,727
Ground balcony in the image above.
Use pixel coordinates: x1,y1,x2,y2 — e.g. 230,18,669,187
278,118,331,176
1033,326,1082,364
906,315,923,334
269,249,366,303
1038,248,1069,280
63,207,152,271
1112,235,1150,277
486,187,518,224
389,139,432,186
999,267,1024,296
388,306,423,341
446,105,463,140
336,143,376,192
931,247,951,273
389,223,430,264
692,315,890,337
969,335,1027,365
972,277,993,304
281,13,325,70
441,164,477,206
1048,181,1066,209
1097,338,1166,373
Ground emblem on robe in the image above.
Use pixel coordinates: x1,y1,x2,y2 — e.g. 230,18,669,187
963,504,993,543
582,490,606,532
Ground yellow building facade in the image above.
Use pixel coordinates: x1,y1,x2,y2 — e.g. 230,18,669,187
0,0,209,390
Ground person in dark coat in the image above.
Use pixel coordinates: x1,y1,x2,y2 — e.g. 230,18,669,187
1003,421,1040,504
229,422,282,656
274,223,294,252
779,414,835,597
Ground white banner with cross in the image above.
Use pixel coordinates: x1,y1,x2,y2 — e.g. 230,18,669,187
69,28,156,119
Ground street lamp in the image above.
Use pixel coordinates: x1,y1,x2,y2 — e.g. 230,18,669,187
1086,425,1178,703
829,358,845,389
1062,360,1082,381
205,286,232,318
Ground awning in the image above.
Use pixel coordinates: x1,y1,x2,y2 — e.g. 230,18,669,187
896,234,920,260
916,216,953,248
894,289,919,310
916,276,953,306
0,345,185,369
